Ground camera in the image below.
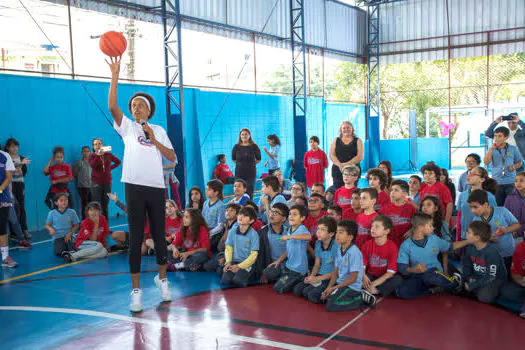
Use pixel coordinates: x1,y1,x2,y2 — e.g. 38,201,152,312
502,115,514,121
101,146,112,152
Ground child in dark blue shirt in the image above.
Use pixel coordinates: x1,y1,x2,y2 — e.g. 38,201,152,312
463,221,507,304
396,213,472,299
293,216,338,303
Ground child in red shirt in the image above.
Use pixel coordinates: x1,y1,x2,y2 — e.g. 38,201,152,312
304,193,329,259
381,180,416,247
366,168,390,213
165,199,182,240
43,146,73,209
244,200,264,231
419,162,453,224
169,208,211,271
355,188,379,249
342,190,363,221
61,202,109,263
213,154,235,184
362,215,403,296
500,241,525,317
304,136,328,190
333,165,359,211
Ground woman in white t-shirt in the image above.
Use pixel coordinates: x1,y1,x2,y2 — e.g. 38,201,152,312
107,56,176,312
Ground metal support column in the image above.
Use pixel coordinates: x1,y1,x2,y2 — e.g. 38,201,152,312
366,3,381,169
161,0,186,206
290,0,307,182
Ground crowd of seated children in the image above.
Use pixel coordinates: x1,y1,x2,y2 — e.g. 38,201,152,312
304,136,329,192
228,179,250,206
333,165,359,211
202,180,225,251
456,166,497,240
168,208,211,272
484,127,523,206
44,147,73,209
366,168,390,212
220,207,259,287
458,153,482,193
213,154,235,185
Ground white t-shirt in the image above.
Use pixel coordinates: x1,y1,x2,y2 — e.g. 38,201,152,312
114,116,174,189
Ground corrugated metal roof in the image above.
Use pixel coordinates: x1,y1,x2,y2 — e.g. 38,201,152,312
41,0,366,60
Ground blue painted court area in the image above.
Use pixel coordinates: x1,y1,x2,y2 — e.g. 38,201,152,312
2,216,524,350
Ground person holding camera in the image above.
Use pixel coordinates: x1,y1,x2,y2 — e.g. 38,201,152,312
89,138,121,219
485,113,525,172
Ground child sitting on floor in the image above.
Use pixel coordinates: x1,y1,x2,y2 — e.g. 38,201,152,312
169,208,211,272
203,179,226,251
45,193,80,256
333,165,359,211
321,220,376,312
213,154,235,184
62,202,109,263
260,203,290,283
362,215,403,296
500,240,525,318
366,168,390,213
355,188,379,249
463,221,507,304
396,213,471,300
229,179,250,206
342,190,362,221
382,180,416,247
293,216,338,304
221,207,260,287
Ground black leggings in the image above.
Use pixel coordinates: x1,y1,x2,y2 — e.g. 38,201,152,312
12,182,27,231
91,183,111,218
126,183,168,274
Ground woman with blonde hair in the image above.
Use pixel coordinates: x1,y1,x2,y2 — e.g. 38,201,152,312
329,121,364,189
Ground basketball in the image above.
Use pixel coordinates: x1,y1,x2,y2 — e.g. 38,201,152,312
99,31,127,57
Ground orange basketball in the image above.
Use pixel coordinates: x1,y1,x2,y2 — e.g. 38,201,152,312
99,31,127,57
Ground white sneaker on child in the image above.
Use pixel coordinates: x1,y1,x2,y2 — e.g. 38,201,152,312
154,275,172,302
129,288,143,313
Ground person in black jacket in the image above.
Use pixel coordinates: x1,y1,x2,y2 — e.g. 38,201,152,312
257,203,289,283
232,128,261,198
4,138,31,239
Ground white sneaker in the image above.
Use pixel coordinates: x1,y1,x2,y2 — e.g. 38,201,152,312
154,275,172,302
129,288,143,313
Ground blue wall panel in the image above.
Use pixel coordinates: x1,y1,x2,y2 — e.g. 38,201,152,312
378,138,450,173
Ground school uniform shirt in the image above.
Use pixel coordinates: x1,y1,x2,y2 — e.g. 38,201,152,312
46,209,80,240
457,170,470,192
173,226,212,257
315,238,338,275
335,244,363,291
114,115,174,189
260,193,287,224
44,163,73,193
213,163,234,183
375,190,391,213
76,215,110,249
202,199,226,237
342,207,358,221
510,241,525,277
285,224,311,275
473,206,519,257
333,186,356,211
419,182,452,218
0,151,15,205
382,203,416,247
410,192,421,205
355,212,379,249
304,210,329,244
303,149,328,188
397,234,450,273
362,239,399,277
490,143,523,185
457,189,497,239
267,224,288,262
231,193,250,206
463,243,507,290
165,216,182,238
74,158,92,188
267,145,280,170
226,226,260,262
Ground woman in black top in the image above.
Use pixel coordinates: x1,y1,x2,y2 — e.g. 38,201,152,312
329,121,364,189
232,128,261,198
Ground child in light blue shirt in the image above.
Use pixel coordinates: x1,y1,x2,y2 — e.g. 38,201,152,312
44,193,80,256
202,180,226,252
264,134,281,175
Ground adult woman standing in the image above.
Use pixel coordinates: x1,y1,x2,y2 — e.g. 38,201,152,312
4,138,31,239
89,138,121,218
232,128,261,198
107,56,175,312
329,121,364,189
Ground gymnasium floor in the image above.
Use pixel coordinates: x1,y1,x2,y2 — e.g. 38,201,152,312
1,215,524,350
